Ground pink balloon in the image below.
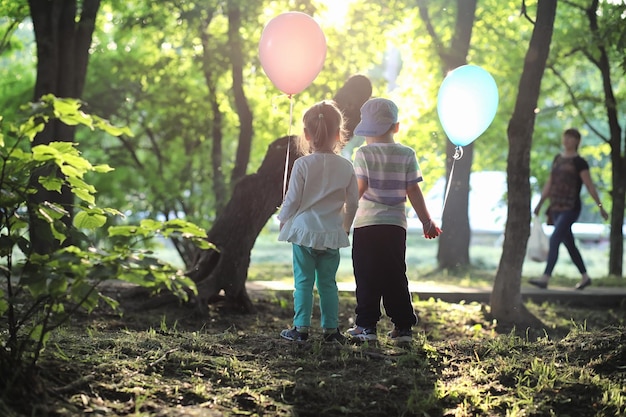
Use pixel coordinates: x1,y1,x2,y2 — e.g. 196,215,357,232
259,12,327,95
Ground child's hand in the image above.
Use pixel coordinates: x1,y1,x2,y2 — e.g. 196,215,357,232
422,220,442,239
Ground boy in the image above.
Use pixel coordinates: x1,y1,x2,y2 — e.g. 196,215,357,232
347,98,441,343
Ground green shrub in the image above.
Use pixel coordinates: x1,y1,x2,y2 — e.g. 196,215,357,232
0,95,212,376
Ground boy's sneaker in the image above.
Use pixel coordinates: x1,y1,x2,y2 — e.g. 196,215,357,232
280,327,308,342
323,329,346,344
346,325,377,341
387,328,412,343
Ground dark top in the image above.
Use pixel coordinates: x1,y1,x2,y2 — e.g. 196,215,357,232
548,154,589,212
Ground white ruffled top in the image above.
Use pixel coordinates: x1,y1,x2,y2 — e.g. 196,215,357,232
278,153,359,250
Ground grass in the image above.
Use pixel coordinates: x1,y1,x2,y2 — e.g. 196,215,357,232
5,290,623,417
3,227,625,416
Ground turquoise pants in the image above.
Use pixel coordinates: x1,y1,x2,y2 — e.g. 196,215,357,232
291,244,340,330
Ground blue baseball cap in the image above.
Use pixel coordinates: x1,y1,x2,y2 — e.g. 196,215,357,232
353,98,398,137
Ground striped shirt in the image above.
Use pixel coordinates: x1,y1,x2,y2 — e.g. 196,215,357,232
353,142,422,229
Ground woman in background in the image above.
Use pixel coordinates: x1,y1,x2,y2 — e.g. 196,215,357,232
530,128,609,290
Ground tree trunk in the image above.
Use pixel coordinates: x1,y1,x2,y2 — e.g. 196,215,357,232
228,4,254,187
188,136,298,313
199,16,227,216
438,142,473,268
188,76,372,313
585,0,625,278
608,146,625,277
490,0,557,329
418,0,476,270
27,0,100,254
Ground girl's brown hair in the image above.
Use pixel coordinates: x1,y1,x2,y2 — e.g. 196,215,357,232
298,100,347,155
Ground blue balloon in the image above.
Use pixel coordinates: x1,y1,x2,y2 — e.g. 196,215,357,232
437,65,499,146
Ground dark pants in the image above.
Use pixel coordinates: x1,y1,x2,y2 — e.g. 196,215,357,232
544,208,587,276
352,225,417,329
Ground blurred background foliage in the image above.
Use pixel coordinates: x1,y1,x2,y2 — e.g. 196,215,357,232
0,0,622,240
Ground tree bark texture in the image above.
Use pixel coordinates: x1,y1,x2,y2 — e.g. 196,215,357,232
491,0,557,329
188,76,372,313
27,0,100,254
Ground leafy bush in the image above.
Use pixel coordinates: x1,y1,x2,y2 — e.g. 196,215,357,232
0,95,212,376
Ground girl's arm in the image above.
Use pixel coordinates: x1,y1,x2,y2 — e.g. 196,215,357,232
580,170,609,220
343,173,360,232
277,163,304,226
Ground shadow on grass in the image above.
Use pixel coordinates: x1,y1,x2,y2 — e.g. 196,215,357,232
3,286,625,416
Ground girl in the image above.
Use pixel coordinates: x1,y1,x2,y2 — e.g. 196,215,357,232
277,100,359,343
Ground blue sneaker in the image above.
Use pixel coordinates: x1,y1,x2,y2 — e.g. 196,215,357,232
280,327,308,342
346,325,377,341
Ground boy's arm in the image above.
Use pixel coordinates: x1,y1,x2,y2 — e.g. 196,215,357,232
357,178,368,198
407,182,441,239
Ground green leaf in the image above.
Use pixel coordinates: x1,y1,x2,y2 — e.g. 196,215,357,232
16,236,30,255
51,302,65,314
20,274,47,297
72,187,96,205
57,110,93,127
48,276,68,297
30,324,45,342
92,115,134,137
48,141,78,155
100,294,120,311
18,116,46,141
0,294,7,316
74,210,107,229
67,176,96,194
0,235,13,257
93,164,114,173
59,163,81,179
39,176,63,192
108,225,140,237
59,152,93,173
37,203,68,222
118,270,154,287
32,144,61,162
139,218,163,233
69,280,99,311
103,207,124,217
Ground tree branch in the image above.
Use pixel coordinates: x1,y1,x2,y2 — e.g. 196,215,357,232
547,64,609,143
416,0,448,63
520,0,535,24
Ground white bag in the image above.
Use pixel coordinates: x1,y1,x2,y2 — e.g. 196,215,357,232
527,215,549,262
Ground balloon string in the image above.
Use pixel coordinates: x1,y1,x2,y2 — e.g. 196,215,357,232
441,146,463,216
282,94,294,201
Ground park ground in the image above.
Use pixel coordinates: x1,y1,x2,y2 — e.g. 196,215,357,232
6,277,625,416
4,228,625,416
